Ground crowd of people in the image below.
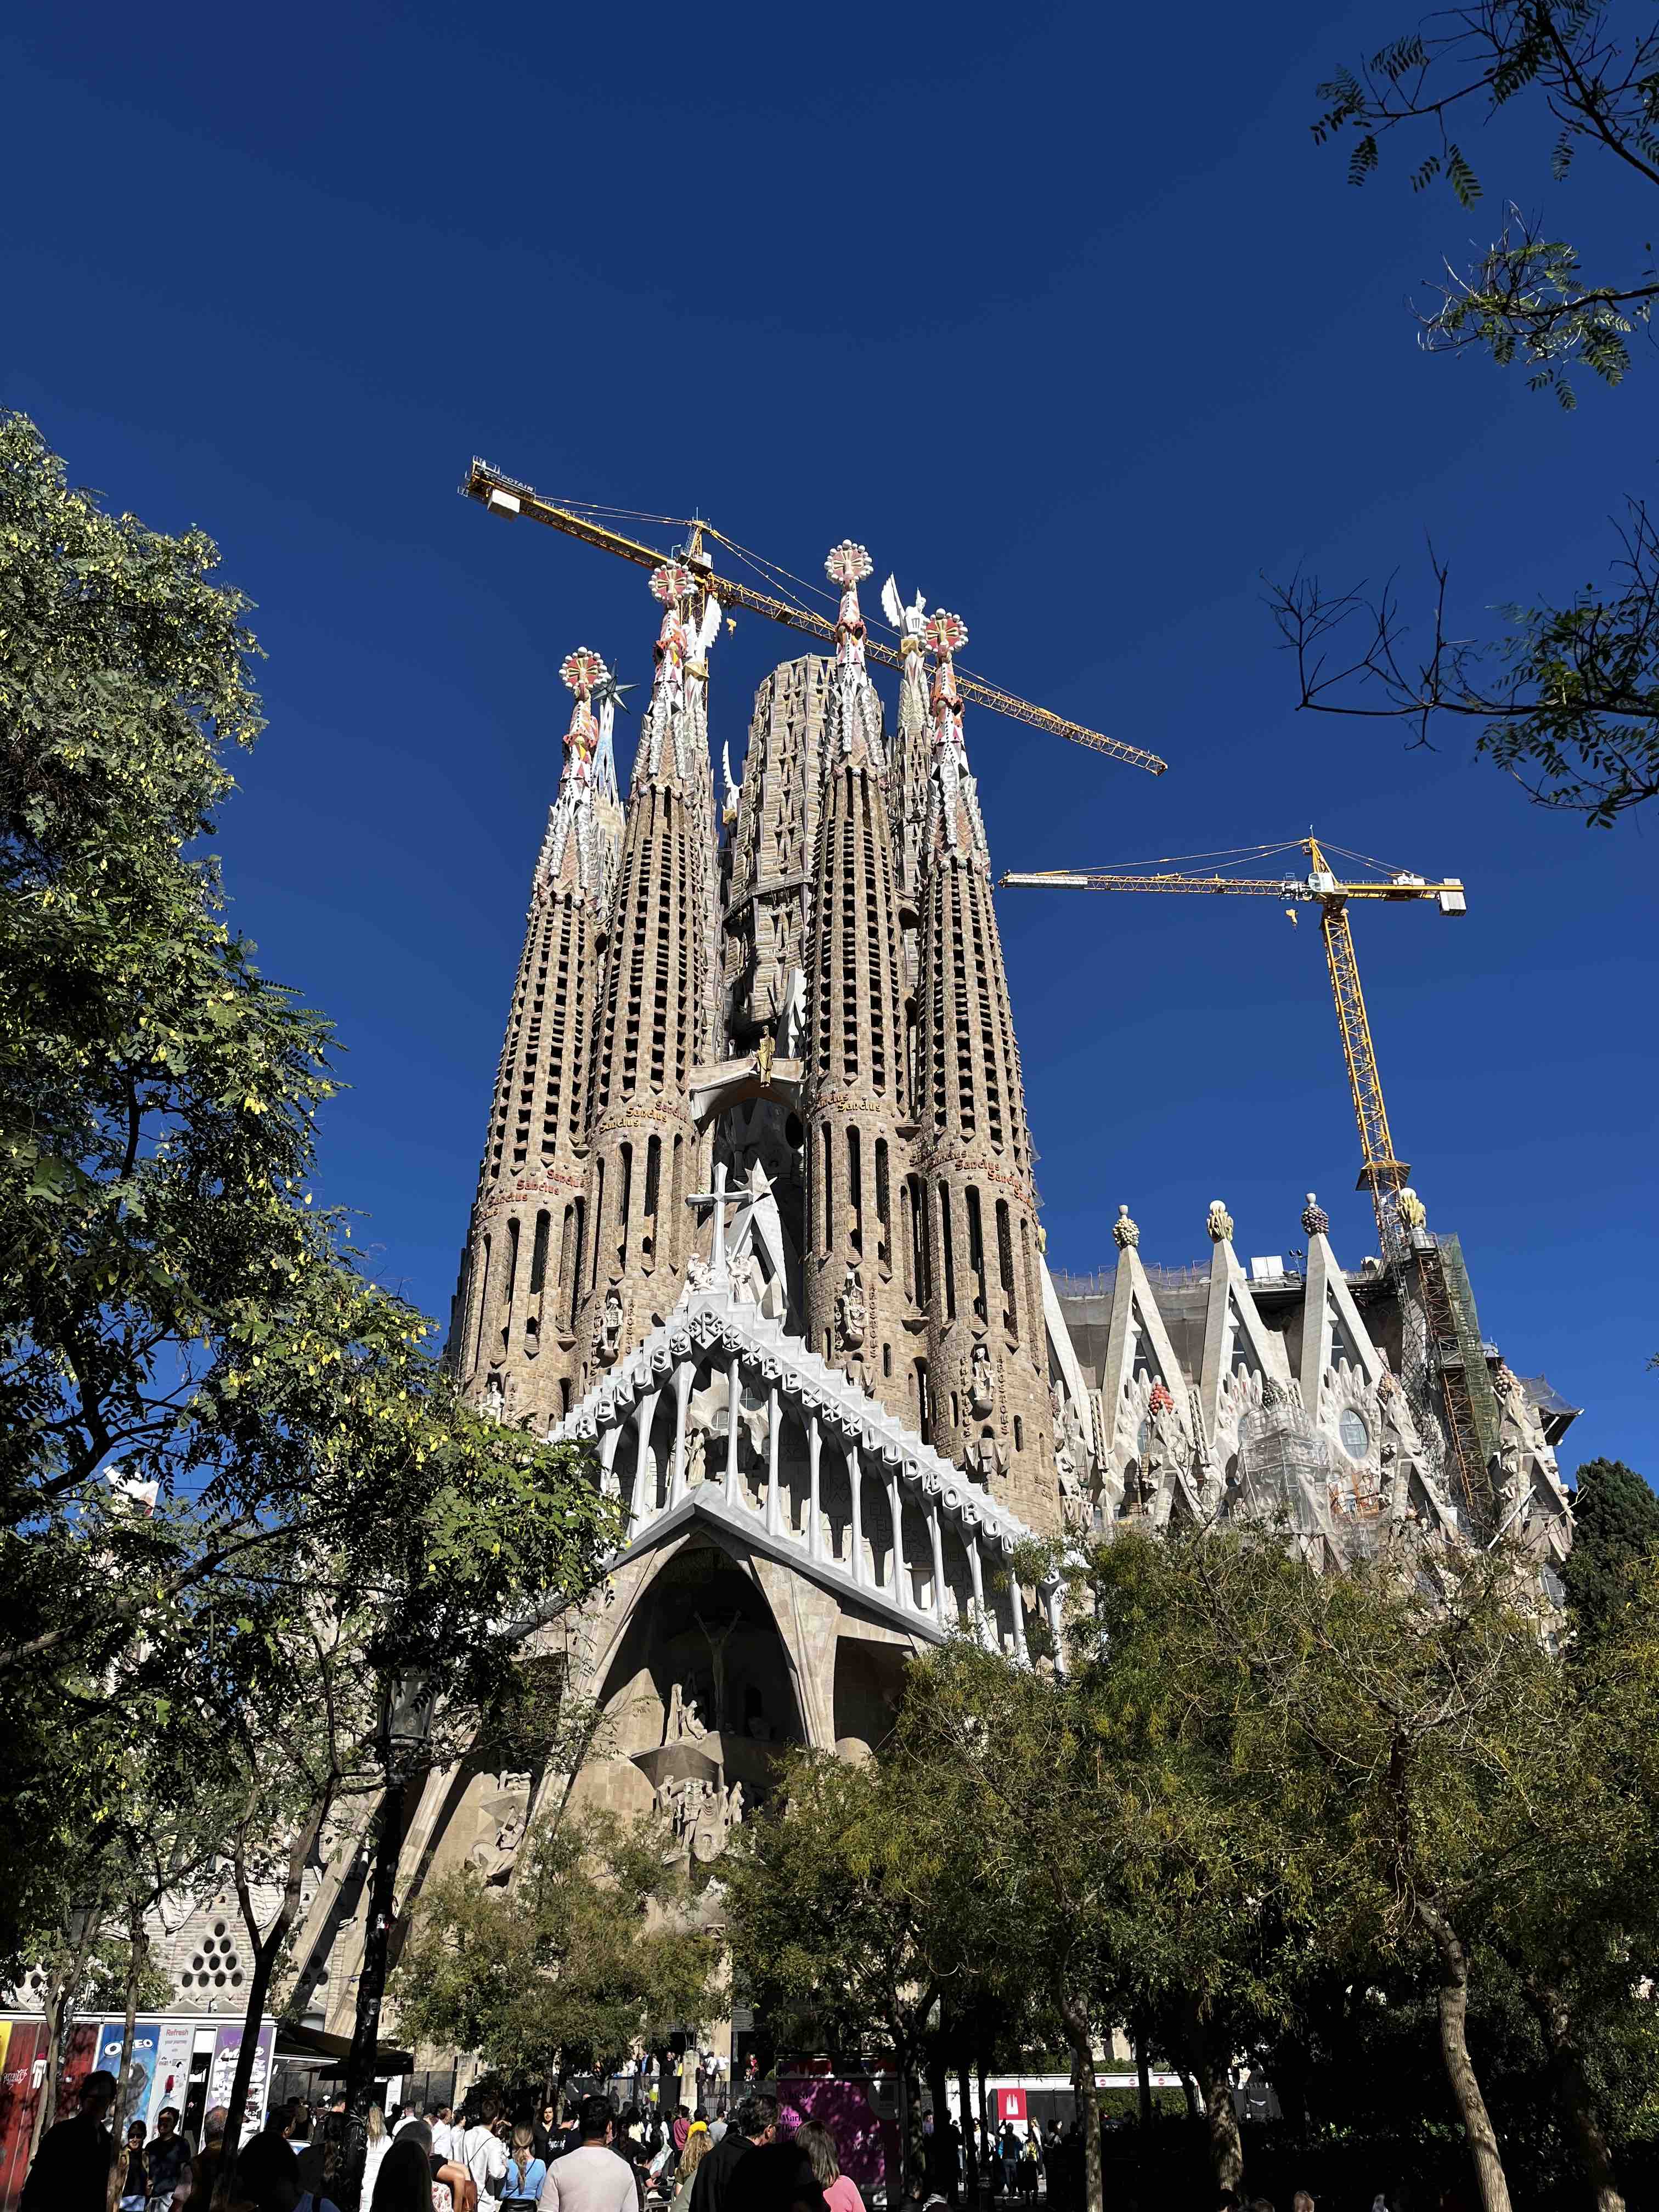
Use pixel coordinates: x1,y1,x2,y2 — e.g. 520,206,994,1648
20,2067,1351,2212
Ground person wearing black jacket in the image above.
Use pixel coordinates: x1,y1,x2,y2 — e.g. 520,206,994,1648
687,2097,776,2212
20,2069,118,2212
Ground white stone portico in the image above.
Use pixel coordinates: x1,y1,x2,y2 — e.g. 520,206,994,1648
548,1267,1060,1667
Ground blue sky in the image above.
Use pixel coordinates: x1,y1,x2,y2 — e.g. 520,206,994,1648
4,1,1653,1476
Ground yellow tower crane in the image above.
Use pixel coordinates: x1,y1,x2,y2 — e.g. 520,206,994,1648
1000,835,1498,1517
460,459,1168,777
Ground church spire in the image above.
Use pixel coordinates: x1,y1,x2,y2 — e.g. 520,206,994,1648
447,647,619,1430
913,607,1054,1525
578,560,724,1376
802,539,918,1420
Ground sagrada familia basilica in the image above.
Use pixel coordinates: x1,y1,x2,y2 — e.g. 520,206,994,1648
266,532,1578,2053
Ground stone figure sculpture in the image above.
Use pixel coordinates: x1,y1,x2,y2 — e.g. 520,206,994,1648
837,1265,866,1350
969,1339,994,1418
599,1285,624,1363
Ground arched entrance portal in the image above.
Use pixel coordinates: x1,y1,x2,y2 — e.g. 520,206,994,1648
570,1542,808,1845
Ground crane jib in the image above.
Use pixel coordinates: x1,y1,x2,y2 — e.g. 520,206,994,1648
460,461,1167,776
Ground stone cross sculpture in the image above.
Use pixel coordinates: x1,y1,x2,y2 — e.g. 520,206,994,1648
685,1161,732,1288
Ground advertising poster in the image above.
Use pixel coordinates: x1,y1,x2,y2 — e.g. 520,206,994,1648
95,2021,160,2129
996,2086,1028,2123
0,2020,98,2212
207,2023,273,2132
145,2024,195,2131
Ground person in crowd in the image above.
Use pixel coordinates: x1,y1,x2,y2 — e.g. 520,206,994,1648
1017,2126,1039,2204
722,2145,827,2212
396,2103,428,2143
537,2095,636,2212
459,2097,509,2210
686,2097,775,2212
669,2106,690,2159
432,2108,460,2164
668,2127,709,2212
704,2112,726,2149
188,2107,230,2209
22,2068,119,2212
363,2109,393,2203
501,2124,546,2212
1291,2196,1314,2212
119,2119,150,2212
1246,2199,1276,2212
234,2102,305,2212
146,2107,193,2212
297,2112,343,2202
535,2109,557,2163
791,2120,863,2212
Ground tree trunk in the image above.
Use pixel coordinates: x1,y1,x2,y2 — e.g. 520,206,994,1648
925,2046,953,2200
956,2051,979,2200
1530,1981,1624,2212
338,1780,405,2212
1181,2005,1243,2196
1058,1993,1102,2212
1418,1898,1513,2212
109,1910,148,2209
896,2036,927,2205
225,1798,331,2149
975,2053,990,2183
1134,2030,1152,2129
1179,2072,1199,2123
36,1904,101,2153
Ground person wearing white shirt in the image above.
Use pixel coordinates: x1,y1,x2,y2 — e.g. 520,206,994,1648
461,2099,510,2207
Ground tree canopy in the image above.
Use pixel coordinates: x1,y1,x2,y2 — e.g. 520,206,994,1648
1269,3,1659,824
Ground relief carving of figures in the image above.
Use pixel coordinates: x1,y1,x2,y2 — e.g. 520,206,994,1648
469,1774,532,1885
663,1681,708,1746
1206,1200,1234,1244
836,1265,866,1351
968,1338,995,1419
599,1285,624,1364
963,1430,1007,1488
729,1244,766,1308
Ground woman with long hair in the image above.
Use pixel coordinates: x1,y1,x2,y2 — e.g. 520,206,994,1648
791,2121,864,2212
668,2125,710,2212
362,2108,391,2204
372,2123,476,2212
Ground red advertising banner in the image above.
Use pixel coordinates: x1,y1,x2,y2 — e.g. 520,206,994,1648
0,2020,99,2212
995,2086,1028,2123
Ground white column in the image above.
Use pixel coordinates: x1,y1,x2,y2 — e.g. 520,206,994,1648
672,1362,693,1505
808,1415,822,1562
888,1469,907,1606
928,1505,947,1627
724,1354,741,1505
599,1422,623,1495
765,1386,781,1534
968,1533,990,1649
849,1441,865,1585
629,1389,660,1541
1045,1583,1065,1673
1011,1566,1029,1662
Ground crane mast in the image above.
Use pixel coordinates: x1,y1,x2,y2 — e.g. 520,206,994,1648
460,460,1168,777
1001,837,1499,1520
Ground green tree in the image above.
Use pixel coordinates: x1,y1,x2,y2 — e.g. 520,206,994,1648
724,1750,960,2198
392,1810,720,2101
0,414,623,2192
1560,1457,1659,1646
1267,4,1659,823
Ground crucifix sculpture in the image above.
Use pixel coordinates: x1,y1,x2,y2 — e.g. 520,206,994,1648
685,1161,732,1285
694,1610,743,1734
